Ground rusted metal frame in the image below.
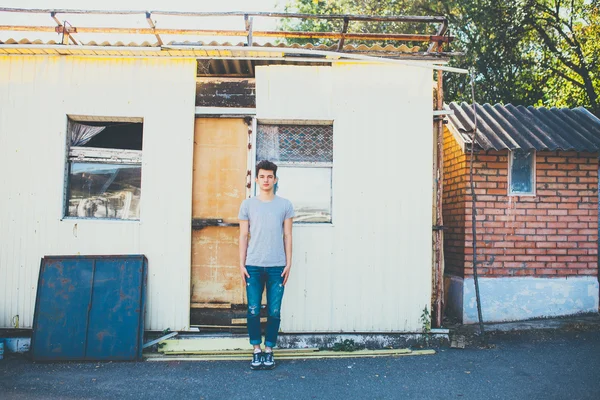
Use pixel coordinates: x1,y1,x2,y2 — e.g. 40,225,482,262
336,17,350,52
244,14,253,46
427,20,448,53
51,12,78,45
249,117,258,198
1,25,452,43
0,8,446,23
153,12,447,23
433,42,445,329
145,12,163,45
246,118,255,198
69,147,142,163
142,331,178,348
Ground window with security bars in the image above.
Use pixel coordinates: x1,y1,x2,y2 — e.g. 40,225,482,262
257,124,333,223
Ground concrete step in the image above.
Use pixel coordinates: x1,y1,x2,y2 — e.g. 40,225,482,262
146,348,435,361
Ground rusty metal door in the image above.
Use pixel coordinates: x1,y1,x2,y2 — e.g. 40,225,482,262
191,118,249,318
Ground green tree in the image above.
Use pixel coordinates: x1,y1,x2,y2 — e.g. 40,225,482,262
523,0,600,114
280,0,600,116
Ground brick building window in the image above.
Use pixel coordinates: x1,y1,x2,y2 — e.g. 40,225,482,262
509,149,535,195
64,116,143,220
256,123,333,223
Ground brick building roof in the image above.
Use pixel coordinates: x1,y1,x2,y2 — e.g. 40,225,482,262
448,102,600,152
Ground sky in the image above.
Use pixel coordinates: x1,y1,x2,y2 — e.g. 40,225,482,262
0,0,287,43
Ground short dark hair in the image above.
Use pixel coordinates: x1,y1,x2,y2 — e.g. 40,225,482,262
256,160,278,177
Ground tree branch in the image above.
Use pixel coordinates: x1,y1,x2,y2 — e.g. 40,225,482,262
548,65,586,88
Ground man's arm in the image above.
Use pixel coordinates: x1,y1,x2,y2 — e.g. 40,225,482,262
239,219,250,281
281,217,293,285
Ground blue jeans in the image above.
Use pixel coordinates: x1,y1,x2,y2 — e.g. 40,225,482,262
245,266,285,348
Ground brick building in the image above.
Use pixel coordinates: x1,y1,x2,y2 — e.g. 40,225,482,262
443,102,600,323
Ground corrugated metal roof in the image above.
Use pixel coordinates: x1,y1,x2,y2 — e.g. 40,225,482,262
0,38,421,53
448,102,600,152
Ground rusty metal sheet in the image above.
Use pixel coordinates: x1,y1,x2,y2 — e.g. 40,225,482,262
31,255,147,361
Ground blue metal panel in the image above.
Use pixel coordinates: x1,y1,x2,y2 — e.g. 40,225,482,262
32,258,94,361
85,258,146,360
32,255,147,361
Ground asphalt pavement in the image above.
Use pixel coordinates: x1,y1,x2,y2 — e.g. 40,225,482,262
1,329,599,400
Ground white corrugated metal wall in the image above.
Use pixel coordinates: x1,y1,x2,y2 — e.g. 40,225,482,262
256,63,433,332
0,56,196,330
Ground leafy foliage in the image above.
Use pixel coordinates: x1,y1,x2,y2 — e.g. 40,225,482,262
280,0,600,116
331,339,364,352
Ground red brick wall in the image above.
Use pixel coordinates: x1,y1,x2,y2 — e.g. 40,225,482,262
443,128,599,278
442,127,468,277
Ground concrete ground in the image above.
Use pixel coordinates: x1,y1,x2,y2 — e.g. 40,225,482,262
1,315,599,400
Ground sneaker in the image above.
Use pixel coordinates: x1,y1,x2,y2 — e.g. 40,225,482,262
250,351,263,370
263,351,275,370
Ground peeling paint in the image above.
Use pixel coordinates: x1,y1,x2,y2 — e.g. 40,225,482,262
462,276,599,323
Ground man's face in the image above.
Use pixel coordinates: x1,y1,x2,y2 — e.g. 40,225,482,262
256,169,277,192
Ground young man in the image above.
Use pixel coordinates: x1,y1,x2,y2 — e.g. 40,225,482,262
238,160,294,370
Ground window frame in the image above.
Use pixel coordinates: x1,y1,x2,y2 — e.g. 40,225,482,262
508,149,536,196
253,120,334,225
63,115,144,221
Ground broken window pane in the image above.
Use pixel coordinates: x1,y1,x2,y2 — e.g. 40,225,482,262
276,167,332,223
66,163,142,220
65,117,143,220
510,150,534,194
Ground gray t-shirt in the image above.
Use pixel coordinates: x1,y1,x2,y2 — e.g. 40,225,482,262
239,195,295,267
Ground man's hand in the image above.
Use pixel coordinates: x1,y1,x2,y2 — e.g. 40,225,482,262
240,266,250,282
281,264,291,286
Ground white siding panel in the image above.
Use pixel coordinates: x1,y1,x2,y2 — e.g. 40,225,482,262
257,63,433,332
0,56,196,330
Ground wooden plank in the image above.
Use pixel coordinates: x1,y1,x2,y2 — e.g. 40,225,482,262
190,303,232,309
231,317,266,325
145,12,163,46
162,348,320,355
191,228,243,304
162,348,408,356
195,107,256,116
190,118,249,307
159,337,253,352
192,118,248,220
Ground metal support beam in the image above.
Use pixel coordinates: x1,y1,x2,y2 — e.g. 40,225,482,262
244,14,253,46
0,25,453,43
336,17,349,52
145,12,163,45
428,20,448,53
50,12,78,45
0,8,448,24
